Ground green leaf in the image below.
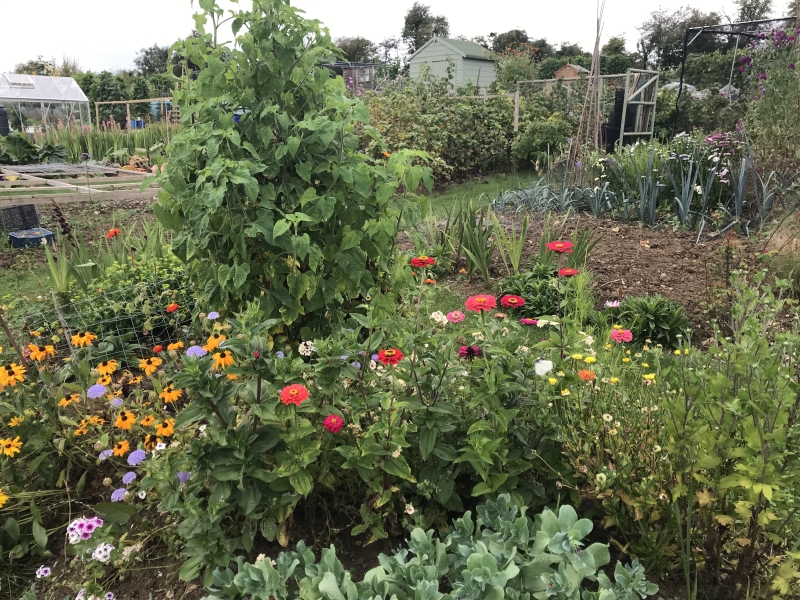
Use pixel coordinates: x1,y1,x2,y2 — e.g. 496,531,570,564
318,572,347,600
95,502,138,525
233,263,251,289
420,426,437,461
175,403,211,429
273,220,291,239
289,469,314,496
31,521,47,548
3,518,20,542
179,556,206,582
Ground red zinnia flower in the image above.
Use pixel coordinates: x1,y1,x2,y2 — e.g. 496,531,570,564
105,228,121,239
153,345,164,353
458,345,482,361
464,295,497,312
377,348,404,366
410,255,436,268
558,268,580,277
166,303,179,313
423,278,437,285
280,384,309,406
578,369,596,381
546,240,573,253
500,295,525,308
323,414,344,433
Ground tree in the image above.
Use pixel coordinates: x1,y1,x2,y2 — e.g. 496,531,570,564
335,36,377,62
556,42,588,57
94,71,128,125
529,38,556,58
402,2,449,55
637,7,727,70
131,76,152,119
134,44,170,76
600,36,631,75
601,36,627,55
14,56,57,76
490,29,529,52
735,0,772,21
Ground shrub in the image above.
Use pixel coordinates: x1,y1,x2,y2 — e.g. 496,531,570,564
154,0,431,336
511,114,571,168
618,294,689,347
204,495,658,600
497,263,559,319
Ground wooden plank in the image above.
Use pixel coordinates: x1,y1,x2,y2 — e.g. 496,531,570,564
95,97,172,106
0,189,160,207
0,167,95,193
0,180,43,188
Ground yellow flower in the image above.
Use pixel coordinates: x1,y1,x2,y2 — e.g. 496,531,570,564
8,416,24,427
88,415,105,426
622,358,631,363
608,428,618,435
27,344,55,361
0,488,8,508
138,357,163,376
674,349,681,355
1,436,23,457
212,351,234,370
114,411,136,430
684,348,690,355
97,360,118,376
626,350,631,355
113,440,130,456
156,419,175,437
71,331,97,348
167,341,184,351
58,393,81,408
557,370,565,377
129,376,143,385
140,415,155,427
0,363,26,387
570,354,584,360
609,377,620,384
561,389,571,396
612,325,623,330
159,385,182,403
641,363,649,368
605,344,612,350
204,333,226,351
584,356,597,364
644,373,656,381
548,378,557,385
226,374,238,380
97,375,112,386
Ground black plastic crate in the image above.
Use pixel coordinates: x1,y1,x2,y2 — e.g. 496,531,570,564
0,204,40,234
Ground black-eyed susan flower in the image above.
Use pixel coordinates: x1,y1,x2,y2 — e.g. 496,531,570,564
8,416,23,427
204,333,226,351
114,411,136,430
167,341,184,351
96,375,112,386
212,351,234,370
159,385,182,403
71,332,97,348
1,436,23,457
138,357,163,376
88,416,105,426
155,419,175,437
139,415,155,427
143,434,162,451
27,344,55,361
113,440,130,456
0,488,8,508
97,360,118,376
129,376,143,385
0,364,26,387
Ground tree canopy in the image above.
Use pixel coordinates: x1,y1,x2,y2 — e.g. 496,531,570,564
134,44,170,76
335,36,378,62
402,2,450,55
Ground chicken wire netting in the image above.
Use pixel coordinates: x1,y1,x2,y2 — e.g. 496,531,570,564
6,275,198,368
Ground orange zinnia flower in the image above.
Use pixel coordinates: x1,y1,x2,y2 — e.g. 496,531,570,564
578,369,596,381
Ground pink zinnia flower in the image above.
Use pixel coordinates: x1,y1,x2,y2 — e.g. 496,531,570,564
446,310,466,323
520,318,538,325
323,414,344,433
610,329,633,343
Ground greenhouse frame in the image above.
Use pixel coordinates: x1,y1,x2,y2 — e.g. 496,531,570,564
0,73,91,131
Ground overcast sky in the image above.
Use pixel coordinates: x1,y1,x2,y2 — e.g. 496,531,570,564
3,0,762,74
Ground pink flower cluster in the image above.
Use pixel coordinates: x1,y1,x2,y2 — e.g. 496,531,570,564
610,329,633,343
67,516,104,544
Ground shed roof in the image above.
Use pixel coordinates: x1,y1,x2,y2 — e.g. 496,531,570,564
409,36,494,62
0,74,89,103
557,64,590,74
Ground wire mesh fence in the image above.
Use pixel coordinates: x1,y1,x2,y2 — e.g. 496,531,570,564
3,274,198,368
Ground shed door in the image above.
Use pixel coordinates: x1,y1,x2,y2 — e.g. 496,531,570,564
428,60,449,78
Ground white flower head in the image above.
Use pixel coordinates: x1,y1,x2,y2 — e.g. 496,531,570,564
298,341,315,356
405,504,415,515
534,359,554,376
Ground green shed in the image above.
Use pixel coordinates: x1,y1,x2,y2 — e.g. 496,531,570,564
408,36,496,91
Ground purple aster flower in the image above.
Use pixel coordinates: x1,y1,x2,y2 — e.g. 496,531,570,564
339,355,349,360
122,472,137,485
127,450,146,466
276,351,285,358
371,354,379,361
110,398,123,407
186,345,207,358
111,488,127,502
98,449,113,461
177,471,191,485
87,384,107,399
567,137,572,143
207,311,220,320
350,361,361,369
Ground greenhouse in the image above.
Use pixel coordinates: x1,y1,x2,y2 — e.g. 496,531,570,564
0,73,91,132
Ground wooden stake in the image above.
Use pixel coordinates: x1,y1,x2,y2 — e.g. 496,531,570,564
51,291,76,359
0,309,28,367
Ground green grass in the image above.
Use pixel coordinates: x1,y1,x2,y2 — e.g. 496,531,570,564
428,171,540,217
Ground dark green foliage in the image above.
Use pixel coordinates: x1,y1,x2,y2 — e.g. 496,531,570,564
155,0,431,336
497,262,559,318
335,36,377,63
511,115,571,167
618,294,690,347
491,29,529,52
94,71,127,124
134,44,170,76
131,76,152,119
0,132,66,165
638,7,730,70
401,2,449,55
